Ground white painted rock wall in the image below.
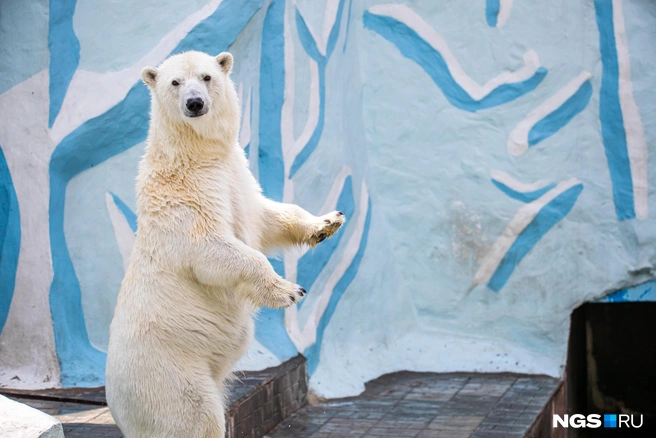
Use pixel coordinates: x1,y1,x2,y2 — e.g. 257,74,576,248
0,0,655,398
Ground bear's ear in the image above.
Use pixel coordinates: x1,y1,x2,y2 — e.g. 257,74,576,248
216,52,234,75
141,67,158,88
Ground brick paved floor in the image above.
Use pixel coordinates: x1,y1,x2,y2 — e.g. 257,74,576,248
5,372,558,438
267,372,560,438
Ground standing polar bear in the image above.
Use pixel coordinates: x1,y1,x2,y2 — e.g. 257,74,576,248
106,51,344,438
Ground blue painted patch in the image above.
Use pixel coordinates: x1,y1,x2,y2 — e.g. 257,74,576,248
488,184,583,292
297,177,355,305
109,192,137,233
594,0,635,221
0,147,20,334
491,179,556,203
289,0,347,177
258,0,286,202
528,80,592,147
363,12,547,112
48,0,80,128
598,280,656,302
254,258,298,361
305,198,372,375
48,0,264,386
486,0,500,27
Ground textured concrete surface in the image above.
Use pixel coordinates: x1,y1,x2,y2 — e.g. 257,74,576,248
267,372,560,438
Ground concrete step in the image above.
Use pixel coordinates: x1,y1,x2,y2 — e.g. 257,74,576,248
227,354,308,437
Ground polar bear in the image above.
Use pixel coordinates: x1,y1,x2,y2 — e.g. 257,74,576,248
105,51,344,438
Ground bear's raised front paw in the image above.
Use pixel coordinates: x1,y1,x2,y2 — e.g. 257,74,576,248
309,211,345,246
266,279,306,308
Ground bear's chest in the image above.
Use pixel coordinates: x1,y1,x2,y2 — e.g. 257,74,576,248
189,162,260,245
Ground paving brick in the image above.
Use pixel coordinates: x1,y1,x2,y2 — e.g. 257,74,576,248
269,372,559,438
365,426,420,437
416,430,471,438
374,420,428,429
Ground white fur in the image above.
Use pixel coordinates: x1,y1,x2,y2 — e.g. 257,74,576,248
105,51,344,438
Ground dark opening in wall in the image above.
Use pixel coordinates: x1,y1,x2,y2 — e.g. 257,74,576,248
567,302,656,437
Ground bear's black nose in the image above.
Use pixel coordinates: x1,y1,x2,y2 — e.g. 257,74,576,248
186,97,204,113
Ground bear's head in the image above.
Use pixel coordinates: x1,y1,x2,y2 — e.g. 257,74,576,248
141,51,239,141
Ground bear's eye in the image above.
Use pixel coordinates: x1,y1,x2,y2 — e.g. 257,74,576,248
203,75,211,82
172,80,179,86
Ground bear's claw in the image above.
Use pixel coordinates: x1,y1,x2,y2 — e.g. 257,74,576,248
267,280,306,308
310,211,345,246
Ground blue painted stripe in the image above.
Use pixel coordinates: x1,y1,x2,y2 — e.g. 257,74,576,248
488,184,583,292
48,0,80,127
258,0,286,202
297,176,355,306
254,0,303,363
639,287,654,301
288,9,325,178
486,0,500,27
602,289,629,302
48,0,263,386
491,179,556,203
343,0,354,52
528,80,592,147
363,12,547,112
172,0,264,54
325,0,347,59
109,192,137,233
289,0,347,177
305,198,372,375
49,83,149,386
254,307,298,361
255,258,298,361
295,9,324,64
290,68,326,177
598,280,656,302
0,147,20,334
594,0,635,220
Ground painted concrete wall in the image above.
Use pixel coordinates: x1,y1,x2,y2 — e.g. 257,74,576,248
0,0,654,397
